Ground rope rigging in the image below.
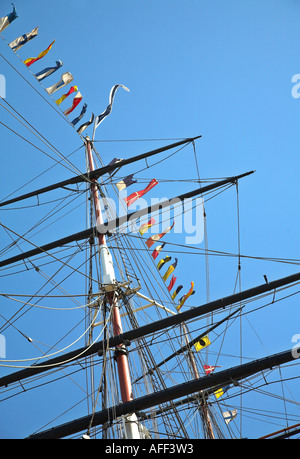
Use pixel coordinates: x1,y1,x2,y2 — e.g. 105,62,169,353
0,34,299,438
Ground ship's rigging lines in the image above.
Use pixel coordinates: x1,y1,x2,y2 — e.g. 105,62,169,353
23,348,299,439
0,154,298,438
1,38,299,440
1,199,298,440
0,137,201,208
0,270,299,379
0,94,85,179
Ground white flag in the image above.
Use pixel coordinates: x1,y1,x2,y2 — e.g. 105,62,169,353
77,113,94,135
222,409,237,425
9,27,39,52
0,4,18,33
46,72,73,95
94,84,129,131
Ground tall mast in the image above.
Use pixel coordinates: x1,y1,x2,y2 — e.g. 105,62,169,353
85,137,140,439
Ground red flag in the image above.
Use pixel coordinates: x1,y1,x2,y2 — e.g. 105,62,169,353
139,217,156,235
124,179,158,207
167,275,177,292
24,40,55,67
55,85,78,106
146,220,175,249
151,242,165,260
64,92,82,116
203,365,220,375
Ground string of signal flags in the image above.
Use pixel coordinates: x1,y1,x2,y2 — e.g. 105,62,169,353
107,162,197,312
0,3,129,137
0,4,237,399
0,3,198,314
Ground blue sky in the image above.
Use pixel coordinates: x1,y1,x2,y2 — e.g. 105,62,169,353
0,0,299,439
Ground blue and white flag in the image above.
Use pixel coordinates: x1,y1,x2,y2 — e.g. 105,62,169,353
93,84,129,134
35,60,63,82
46,71,73,95
116,174,137,191
77,113,94,135
222,409,237,425
71,103,87,126
9,27,39,52
0,4,18,33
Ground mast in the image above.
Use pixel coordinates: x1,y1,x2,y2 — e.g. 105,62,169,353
85,137,140,439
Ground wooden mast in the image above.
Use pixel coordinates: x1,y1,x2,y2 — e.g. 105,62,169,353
85,137,140,439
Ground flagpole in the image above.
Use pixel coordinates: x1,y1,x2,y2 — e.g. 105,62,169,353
91,116,97,143
85,137,140,439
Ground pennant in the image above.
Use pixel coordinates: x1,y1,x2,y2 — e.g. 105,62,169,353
157,256,171,271
163,258,178,282
194,335,211,352
171,284,183,300
181,290,195,303
94,84,129,131
71,103,87,126
24,40,55,67
203,365,220,375
9,27,38,52
214,385,230,400
46,71,73,95
116,174,137,192
222,409,237,425
0,4,18,33
139,217,156,236
77,113,94,135
55,86,77,106
108,158,123,166
167,275,177,292
63,92,82,116
146,221,175,249
124,179,158,208
35,60,63,82
177,290,195,310
177,282,195,311
151,243,165,260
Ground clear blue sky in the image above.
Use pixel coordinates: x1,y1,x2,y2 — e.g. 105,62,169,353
0,0,299,439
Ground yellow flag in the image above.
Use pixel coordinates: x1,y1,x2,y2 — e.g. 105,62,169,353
24,40,55,67
214,388,224,399
214,385,230,399
176,281,195,311
55,86,78,105
139,217,155,235
194,335,211,352
171,285,183,300
163,258,178,282
157,256,171,271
